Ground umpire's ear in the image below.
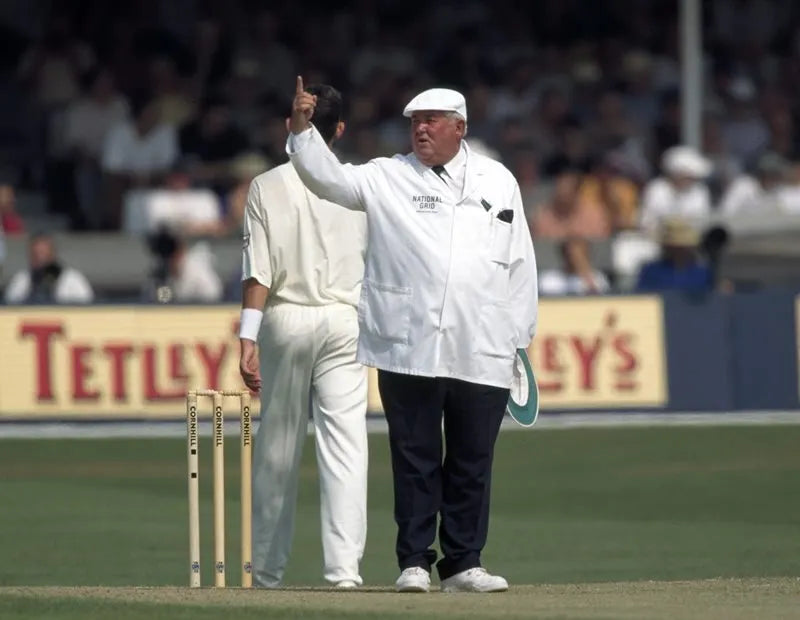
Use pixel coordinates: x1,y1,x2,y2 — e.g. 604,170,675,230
285,118,291,133
334,121,346,140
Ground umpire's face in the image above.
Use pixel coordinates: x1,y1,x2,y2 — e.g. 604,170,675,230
410,111,465,167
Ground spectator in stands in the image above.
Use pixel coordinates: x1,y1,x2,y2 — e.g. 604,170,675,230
702,113,742,203
101,94,179,229
578,152,640,232
652,90,681,157
7,0,800,260
0,184,21,275
569,58,603,124
16,13,94,110
508,146,541,221
774,162,800,215
221,152,270,234
721,76,770,167
225,59,268,138
169,238,223,303
635,218,712,293
149,55,196,128
0,75,42,186
219,152,272,300
122,162,221,235
539,237,610,296
148,151,269,239
232,9,296,99
17,14,96,232
142,227,222,303
190,17,234,100
589,89,642,156
179,95,249,193
764,104,800,163
4,233,94,304
523,85,571,161
541,119,591,177
620,50,660,129
640,146,712,233
530,167,610,239
0,185,25,236
462,84,496,145
63,67,130,229
719,152,790,216
487,56,539,124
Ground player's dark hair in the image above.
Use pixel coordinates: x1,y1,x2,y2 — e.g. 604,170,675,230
305,84,343,144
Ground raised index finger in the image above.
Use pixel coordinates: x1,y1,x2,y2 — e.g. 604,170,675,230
296,75,304,96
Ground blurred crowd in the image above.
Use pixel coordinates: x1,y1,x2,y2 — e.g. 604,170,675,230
2,0,800,303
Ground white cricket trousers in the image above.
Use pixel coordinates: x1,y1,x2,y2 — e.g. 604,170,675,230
252,302,368,587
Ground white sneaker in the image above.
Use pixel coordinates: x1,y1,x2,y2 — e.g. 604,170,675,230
440,567,508,593
334,579,358,589
395,567,431,592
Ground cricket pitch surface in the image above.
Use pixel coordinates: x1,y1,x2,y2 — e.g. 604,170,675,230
2,578,799,620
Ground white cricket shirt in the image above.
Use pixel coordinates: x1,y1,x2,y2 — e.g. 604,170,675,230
241,162,366,307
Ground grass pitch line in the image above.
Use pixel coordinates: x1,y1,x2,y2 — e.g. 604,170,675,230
2,410,800,439
2,578,799,620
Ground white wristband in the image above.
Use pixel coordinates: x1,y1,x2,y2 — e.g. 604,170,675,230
239,308,263,342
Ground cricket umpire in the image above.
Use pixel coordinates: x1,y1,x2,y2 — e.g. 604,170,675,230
239,83,368,589
287,78,538,592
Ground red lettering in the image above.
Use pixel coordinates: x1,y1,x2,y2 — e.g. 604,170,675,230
538,336,564,392
613,334,638,390
19,322,63,401
571,336,602,391
143,344,187,400
538,379,563,392
169,343,189,382
613,334,637,373
71,345,100,400
196,343,228,390
542,336,563,372
103,344,134,401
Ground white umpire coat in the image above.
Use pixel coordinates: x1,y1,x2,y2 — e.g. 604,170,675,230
287,127,538,389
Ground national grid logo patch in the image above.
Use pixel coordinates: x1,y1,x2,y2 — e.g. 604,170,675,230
412,195,443,213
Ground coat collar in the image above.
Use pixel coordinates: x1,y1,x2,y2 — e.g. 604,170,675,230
459,141,488,203
408,141,488,203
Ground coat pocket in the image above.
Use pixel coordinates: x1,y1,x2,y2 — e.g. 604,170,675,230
490,220,512,265
474,300,516,359
359,279,412,344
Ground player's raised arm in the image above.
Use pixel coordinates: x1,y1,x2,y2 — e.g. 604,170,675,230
289,75,317,135
286,78,368,211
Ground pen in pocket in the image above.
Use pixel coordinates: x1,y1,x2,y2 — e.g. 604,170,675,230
497,209,514,223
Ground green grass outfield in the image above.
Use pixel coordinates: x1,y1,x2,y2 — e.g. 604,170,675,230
1,425,799,618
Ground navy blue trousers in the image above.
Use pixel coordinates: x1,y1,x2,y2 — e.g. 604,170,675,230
377,370,508,580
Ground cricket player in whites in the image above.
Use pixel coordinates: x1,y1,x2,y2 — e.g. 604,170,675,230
238,84,368,589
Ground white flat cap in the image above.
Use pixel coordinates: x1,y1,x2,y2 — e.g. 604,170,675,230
661,145,711,178
403,88,467,121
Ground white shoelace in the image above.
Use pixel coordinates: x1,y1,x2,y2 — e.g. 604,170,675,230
465,567,489,577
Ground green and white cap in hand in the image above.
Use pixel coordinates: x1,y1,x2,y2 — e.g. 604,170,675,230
506,348,539,427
